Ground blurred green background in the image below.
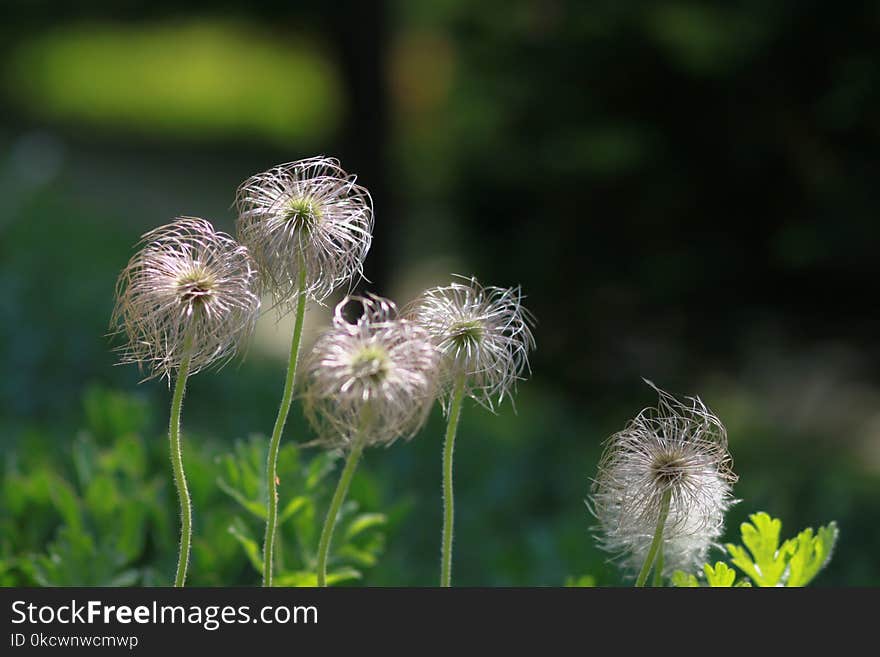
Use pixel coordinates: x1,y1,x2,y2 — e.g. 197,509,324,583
2,0,879,586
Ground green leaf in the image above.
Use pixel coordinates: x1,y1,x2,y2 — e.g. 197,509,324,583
785,521,839,587
273,567,361,587
704,561,737,587
305,452,338,491
564,574,596,587
336,545,379,568
726,512,789,586
671,571,700,587
725,512,839,587
278,496,309,524
227,518,263,574
48,475,83,534
216,476,266,519
343,513,387,541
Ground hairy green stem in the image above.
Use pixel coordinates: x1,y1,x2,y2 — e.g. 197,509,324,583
440,376,466,587
316,435,366,587
169,332,194,587
635,488,672,588
262,265,308,587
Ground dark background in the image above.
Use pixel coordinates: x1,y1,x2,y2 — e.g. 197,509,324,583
2,0,878,585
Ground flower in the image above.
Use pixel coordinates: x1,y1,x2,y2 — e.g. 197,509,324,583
302,294,440,450
234,156,373,309
588,380,738,578
112,217,261,380
404,276,535,411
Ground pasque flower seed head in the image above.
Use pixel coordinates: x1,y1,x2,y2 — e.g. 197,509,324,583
404,276,535,411
112,217,261,380
234,156,373,309
302,294,440,450
589,380,738,577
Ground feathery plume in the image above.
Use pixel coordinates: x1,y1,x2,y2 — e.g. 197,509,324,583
112,217,261,380
589,380,738,578
302,294,440,449
404,275,535,411
234,156,373,309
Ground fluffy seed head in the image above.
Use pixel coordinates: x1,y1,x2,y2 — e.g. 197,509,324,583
302,294,440,450
588,380,738,578
111,217,261,381
234,156,373,309
404,276,535,411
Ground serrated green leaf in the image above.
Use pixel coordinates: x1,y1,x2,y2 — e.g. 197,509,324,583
671,570,700,587
785,521,839,587
704,561,737,587
726,512,789,586
741,512,782,565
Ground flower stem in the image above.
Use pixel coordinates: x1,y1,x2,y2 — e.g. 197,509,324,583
262,265,308,587
635,488,672,587
652,544,665,587
169,332,194,587
316,436,366,587
440,375,466,587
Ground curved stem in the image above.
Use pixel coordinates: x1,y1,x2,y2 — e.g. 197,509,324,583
262,264,308,587
635,488,672,588
440,376,466,587
169,332,194,587
316,436,366,587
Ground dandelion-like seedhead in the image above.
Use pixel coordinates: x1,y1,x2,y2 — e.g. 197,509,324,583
112,217,261,381
302,294,440,450
404,276,535,412
234,156,373,309
588,381,738,578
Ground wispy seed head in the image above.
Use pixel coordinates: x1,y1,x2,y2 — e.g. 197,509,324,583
404,275,536,412
588,380,738,578
302,294,440,450
111,217,261,381
234,156,373,310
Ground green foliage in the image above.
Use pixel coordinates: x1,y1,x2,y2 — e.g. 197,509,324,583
726,512,789,586
672,512,837,587
703,562,741,587
671,562,751,588
217,436,387,586
671,571,699,587
0,387,389,586
786,524,839,587
564,574,596,587
727,512,838,587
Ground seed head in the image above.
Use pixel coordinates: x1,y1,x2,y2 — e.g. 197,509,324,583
588,380,738,578
234,156,373,309
111,217,261,381
404,276,535,411
302,294,440,450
